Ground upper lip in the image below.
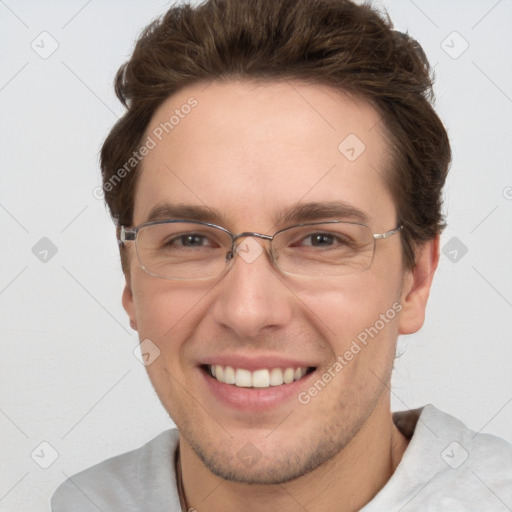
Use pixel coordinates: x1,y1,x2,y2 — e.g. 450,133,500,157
200,354,318,372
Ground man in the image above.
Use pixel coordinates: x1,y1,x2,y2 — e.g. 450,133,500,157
52,0,512,510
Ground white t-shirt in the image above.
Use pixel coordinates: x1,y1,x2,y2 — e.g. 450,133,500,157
51,405,512,511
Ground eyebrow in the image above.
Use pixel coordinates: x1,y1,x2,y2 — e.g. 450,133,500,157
146,203,222,224
277,201,369,225
144,200,369,227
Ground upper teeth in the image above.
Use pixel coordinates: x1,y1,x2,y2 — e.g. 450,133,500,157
209,365,308,388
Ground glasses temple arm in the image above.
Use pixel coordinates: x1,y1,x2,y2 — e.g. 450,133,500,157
373,225,403,240
118,226,136,244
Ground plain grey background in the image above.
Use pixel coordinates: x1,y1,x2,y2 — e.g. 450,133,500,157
1,1,511,510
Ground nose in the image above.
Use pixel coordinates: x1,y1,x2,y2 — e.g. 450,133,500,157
210,236,294,339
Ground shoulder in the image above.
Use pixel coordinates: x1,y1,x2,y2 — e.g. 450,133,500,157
418,405,512,509
365,405,512,511
51,429,181,512
418,404,512,470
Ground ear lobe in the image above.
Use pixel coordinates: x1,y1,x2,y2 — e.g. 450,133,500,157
398,235,440,335
122,282,138,331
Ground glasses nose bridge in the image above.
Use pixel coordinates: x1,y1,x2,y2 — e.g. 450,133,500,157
228,231,274,260
232,231,273,243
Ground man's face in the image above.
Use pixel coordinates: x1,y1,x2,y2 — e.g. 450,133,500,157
123,80,415,484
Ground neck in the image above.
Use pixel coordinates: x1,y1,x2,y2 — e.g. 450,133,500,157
178,399,409,512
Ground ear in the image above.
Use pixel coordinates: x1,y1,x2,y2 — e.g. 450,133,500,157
398,235,440,335
122,280,138,331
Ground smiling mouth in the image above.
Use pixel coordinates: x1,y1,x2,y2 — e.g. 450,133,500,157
204,364,316,389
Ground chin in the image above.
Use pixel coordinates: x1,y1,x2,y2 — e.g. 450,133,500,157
183,419,357,485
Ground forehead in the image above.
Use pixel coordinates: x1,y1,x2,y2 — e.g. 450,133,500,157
133,80,395,229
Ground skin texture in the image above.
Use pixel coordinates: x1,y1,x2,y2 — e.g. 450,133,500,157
122,80,439,512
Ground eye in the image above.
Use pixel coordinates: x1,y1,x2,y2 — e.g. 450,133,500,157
298,232,352,248
162,232,219,249
303,233,336,246
172,234,210,247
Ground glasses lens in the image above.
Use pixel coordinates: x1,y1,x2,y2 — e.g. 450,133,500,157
135,222,232,279
273,222,374,276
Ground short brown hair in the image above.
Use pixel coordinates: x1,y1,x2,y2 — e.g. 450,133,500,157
100,0,451,273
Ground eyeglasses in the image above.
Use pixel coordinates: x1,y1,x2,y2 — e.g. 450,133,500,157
118,220,403,280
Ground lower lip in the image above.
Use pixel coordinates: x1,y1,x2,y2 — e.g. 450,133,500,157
199,367,316,412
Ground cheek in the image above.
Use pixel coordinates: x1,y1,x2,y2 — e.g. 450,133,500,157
132,276,209,337
288,270,403,374
296,271,400,333
130,278,212,385
131,280,211,413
